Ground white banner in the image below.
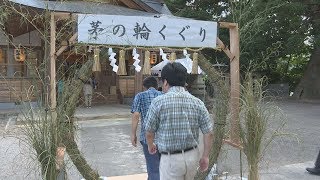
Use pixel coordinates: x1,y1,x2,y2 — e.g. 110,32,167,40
77,14,217,48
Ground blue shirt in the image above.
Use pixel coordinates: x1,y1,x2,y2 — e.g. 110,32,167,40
57,80,63,94
145,86,213,152
131,87,162,143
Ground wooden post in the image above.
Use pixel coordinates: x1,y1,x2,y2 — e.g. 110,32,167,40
51,13,67,179
229,24,240,144
50,12,57,109
142,50,151,75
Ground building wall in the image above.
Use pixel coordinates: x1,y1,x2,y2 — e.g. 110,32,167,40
0,30,42,102
0,30,9,45
0,30,41,46
12,30,41,47
0,30,42,78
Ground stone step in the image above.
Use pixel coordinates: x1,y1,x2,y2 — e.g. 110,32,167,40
79,92,120,106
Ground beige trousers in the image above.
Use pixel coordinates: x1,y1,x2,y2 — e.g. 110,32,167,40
84,94,92,107
160,148,200,180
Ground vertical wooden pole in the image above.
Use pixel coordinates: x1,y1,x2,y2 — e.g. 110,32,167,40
142,50,151,75
51,13,66,179
50,12,57,109
229,24,240,144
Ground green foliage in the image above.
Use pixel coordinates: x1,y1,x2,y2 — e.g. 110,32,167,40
275,54,310,91
164,0,317,90
228,0,310,84
165,0,227,21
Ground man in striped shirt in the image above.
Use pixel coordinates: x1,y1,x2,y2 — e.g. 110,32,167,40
145,62,213,180
131,76,162,180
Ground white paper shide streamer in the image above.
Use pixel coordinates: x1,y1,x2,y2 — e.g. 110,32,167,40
132,48,142,72
108,48,118,73
159,48,169,62
183,49,193,74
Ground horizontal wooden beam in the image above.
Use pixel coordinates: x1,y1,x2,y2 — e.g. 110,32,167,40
53,12,76,21
219,22,238,29
55,33,78,57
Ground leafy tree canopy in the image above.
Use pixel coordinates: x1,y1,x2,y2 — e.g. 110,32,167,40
165,0,319,90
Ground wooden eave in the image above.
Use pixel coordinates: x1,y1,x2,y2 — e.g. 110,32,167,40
117,0,158,13
3,4,43,37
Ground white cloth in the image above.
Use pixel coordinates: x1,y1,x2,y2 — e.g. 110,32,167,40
159,148,200,180
151,58,203,75
83,78,94,107
83,84,93,95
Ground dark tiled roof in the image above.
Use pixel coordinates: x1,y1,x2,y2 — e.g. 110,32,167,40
8,0,159,16
139,0,172,15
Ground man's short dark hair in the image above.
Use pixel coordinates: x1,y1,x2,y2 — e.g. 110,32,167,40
143,76,158,89
161,62,187,87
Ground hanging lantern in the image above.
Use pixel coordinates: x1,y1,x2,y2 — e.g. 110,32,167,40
117,49,127,75
150,52,157,65
169,52,176,62
14,48,26,62
191,52,199,74
143,50,151,75
92,47,101,72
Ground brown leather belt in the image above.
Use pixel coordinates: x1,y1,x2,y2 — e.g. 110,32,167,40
160,146,197,155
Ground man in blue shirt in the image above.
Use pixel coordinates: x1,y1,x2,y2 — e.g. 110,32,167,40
131,76,162,180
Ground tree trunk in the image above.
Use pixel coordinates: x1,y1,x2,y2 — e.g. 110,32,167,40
294,47,320,99
294,1,320,99
248,161,260,180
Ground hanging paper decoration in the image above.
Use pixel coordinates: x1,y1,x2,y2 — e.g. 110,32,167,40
92,47,101,72
87,45,93,53
183,49,192,74
170,52,176,62
108,47,118,73
143,50,151,75
159,48,169,62
132,48,142,72
191,52,199,74
117,49,127,75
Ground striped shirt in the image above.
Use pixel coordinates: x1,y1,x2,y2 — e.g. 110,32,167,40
131,87,162,143
145,86,213,152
